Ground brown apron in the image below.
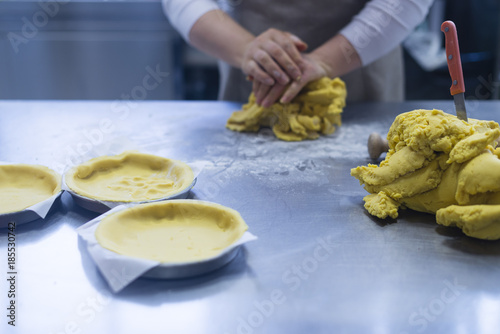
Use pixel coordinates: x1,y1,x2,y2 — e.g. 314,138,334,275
218,0,404,102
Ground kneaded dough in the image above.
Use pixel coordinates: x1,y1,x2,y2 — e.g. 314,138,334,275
0,164,61,214
363,192,399,219
226,77,347,141
95,200,248,263
65,151,194,202
437,205,500,240
351,109,500,240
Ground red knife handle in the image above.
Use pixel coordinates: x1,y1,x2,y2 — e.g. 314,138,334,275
441,20,465,95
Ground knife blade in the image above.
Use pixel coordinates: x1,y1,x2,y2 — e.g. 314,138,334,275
441,20,467,122
453,92,467,122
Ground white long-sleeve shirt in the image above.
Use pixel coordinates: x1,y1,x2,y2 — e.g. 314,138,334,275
162,0,433,66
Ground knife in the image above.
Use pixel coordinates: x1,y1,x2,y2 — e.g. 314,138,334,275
441,20,467,122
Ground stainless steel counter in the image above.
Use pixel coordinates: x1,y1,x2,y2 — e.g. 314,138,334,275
1,100,500,334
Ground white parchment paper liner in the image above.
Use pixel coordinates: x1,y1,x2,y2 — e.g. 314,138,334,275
77,204,258,293
63,160,206,211
0,162,63,226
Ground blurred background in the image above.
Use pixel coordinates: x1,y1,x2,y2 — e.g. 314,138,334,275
0,0,498,101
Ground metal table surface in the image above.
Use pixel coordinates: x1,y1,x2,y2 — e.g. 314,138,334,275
1,100,499,334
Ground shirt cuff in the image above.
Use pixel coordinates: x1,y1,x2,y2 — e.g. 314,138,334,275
162,0,220,42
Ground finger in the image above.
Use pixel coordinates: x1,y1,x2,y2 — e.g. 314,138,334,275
263,40,302,82
280,78,306,104
261,84,287,108
288,34,308,52
281,32,307,65
244,59,275,86
252,79,259,95
253,81,272,106
253,49,290,85
271,33,306,80
266,28,307,51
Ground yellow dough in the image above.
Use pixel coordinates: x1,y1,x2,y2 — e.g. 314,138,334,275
0,164,61,214
65,151,194,202
226,77,347,141
95,200,248,263
437,205,500,240
351,109,500,240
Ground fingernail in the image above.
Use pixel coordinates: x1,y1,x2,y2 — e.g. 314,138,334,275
273,70,281,79
264,78,274,85
295,75,302,82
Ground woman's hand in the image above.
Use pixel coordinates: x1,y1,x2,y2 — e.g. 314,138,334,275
253,53,330,107
242,28,307,86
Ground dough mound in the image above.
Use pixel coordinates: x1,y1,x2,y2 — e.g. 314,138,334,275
351,109,500,240
226,77,347,141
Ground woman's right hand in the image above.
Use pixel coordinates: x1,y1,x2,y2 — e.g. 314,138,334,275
241,28,307,86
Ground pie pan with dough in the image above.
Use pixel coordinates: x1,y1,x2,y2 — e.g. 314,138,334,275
77,200,256,286
0,164,62,227
64,152,196,213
